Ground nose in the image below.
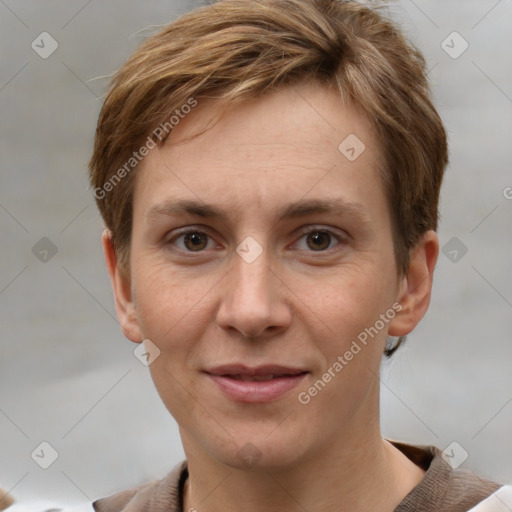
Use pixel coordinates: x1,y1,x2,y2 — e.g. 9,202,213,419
215,245,292,340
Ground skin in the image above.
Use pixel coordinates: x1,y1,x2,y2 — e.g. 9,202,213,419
103,80,439,512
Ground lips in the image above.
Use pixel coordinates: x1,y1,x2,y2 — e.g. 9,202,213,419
228,374,282,381
206,364,307,378
204,364,309,402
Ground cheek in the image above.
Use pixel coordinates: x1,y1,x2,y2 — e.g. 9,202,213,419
132,260,207,342
308,266,395,338
131,263,215,419
301,265,397,395
293,271,391,421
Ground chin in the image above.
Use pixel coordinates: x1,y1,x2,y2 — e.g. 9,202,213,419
211,430,311,472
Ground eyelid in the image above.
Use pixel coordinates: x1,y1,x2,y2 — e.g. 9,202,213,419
167,225,212,239
290,225,350,251
294,225,349,239
166,224,349,254
166,226,220,253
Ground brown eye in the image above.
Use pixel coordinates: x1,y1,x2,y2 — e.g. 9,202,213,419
306,231,332,251
293,227,346,253
183,232,209,251
168,229,214,252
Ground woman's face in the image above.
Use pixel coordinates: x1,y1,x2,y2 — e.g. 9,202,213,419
117,81,409,470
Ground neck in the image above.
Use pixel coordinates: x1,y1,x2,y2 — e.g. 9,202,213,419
181,420,424,512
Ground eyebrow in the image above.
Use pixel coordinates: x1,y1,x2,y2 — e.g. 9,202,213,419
146,198,370,226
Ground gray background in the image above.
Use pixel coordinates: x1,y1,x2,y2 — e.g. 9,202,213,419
1,0,511,505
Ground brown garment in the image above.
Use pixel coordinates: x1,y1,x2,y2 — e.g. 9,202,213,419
93,441,502,512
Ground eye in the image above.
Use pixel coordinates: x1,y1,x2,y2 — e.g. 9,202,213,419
169,229,216,252
167,226,347,255
293,227,346,252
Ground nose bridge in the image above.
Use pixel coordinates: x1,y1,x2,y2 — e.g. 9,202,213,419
216,240,290,338
231,244,273,310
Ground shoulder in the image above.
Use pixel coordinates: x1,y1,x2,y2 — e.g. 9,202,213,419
92,460,187,512
389,440,504,512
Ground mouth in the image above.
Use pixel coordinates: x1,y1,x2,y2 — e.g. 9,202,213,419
224,374,300,381
204,364,309,402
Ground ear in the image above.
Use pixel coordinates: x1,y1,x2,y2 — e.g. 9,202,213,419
102,229,143,344
388,230,439,337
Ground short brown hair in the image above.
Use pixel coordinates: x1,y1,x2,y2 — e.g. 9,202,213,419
89,0,448,354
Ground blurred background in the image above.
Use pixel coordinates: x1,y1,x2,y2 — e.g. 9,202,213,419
1,0,511,504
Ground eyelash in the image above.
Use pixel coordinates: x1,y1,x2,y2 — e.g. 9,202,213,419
167,226,348,255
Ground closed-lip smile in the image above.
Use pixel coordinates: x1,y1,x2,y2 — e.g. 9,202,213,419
204,364,309,403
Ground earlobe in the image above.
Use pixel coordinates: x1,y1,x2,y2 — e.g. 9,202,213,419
101,229,143,343
388,230,439,337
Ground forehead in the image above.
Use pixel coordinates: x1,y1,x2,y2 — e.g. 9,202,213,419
134,81,387,223
165,81,378,162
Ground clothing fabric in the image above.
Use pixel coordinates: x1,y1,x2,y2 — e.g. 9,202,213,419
92,441,505,512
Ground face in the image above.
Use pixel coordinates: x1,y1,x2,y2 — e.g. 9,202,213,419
107,81,433,471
